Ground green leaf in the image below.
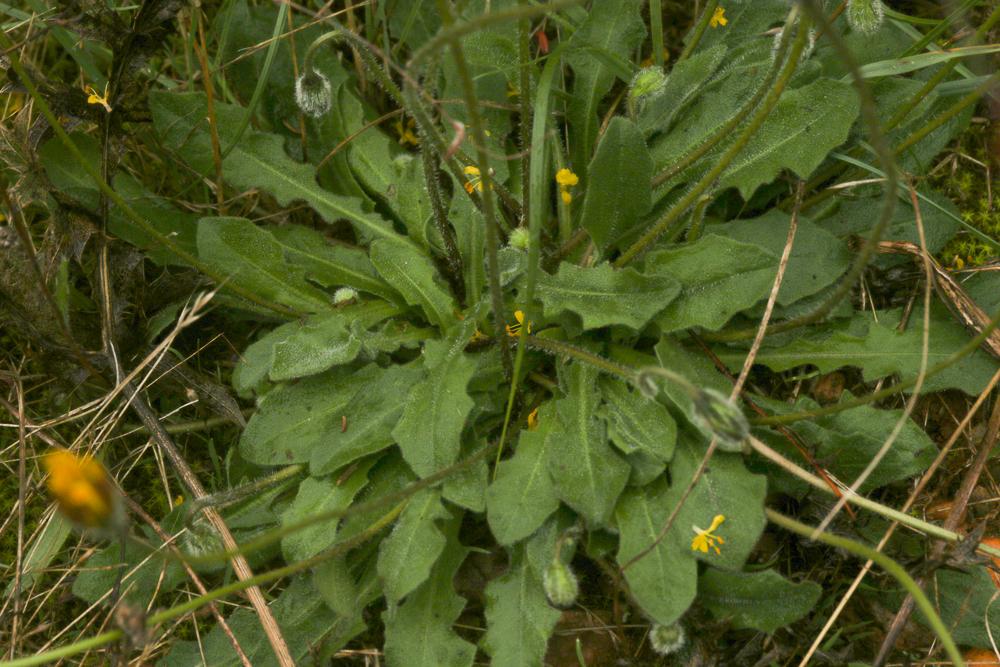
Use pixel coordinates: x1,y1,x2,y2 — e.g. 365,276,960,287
579,117,653,254
637,44,727,139
482,548,561,667
370,239,457,329
718,78,859,199
239,365,376,466
377,489,450,603
565,0,646,177
921,567,1000,648
646,234,777,333
720,305,999,394
382,515,475,667
393,326,477,477
537,262,680,331
698,568,822,633
667,437,768,570
753,394,937,494
546,363,630,527
270,225,398,301
858,45,1000,79
310,363,425,475
442,437,489,513
599,376,676,475
486,404,561,545
615,479,697,625
280,461,372,562
149,91,409,246
709,210,850,306
197,216,333,313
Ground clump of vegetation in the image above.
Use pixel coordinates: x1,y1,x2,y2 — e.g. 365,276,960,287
2,0,1000,665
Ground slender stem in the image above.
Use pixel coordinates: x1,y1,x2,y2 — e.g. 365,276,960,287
616,11,808,266
0,31,300,318
421,141,465,297
648,0,665,67
437,0,511,377
652,5,794,189
676,0,718,63
524,335,638,384
765,509,965,667
750,305,1000,426
0,504,405,667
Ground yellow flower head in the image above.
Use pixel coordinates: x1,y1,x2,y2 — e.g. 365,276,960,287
555,168,579,206
710,7,728,28
85,83,113,113
691,514,726,555
464,165,484,193
505,309,531,337
394,117,419,147
42,450,115,527
527,406,540,430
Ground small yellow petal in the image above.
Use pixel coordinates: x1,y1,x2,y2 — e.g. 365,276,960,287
560,190,573,205
555,168,579,187
527,407,540,430
710,7,728,28
464,165,481,176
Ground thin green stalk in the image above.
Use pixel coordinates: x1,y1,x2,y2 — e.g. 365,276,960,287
517,0,534,224
0,30,300,318
648,0,665,68
765,509,964,667
652,5,794,189
616,12,809,266
676,0,718,63
894,71,1000,156
220,1,288,159
750,306,1000,426
420,140,465,297
436,0,511,377
493,15,560,474
0,504,405,667
706,0,899,338
524,335,638,384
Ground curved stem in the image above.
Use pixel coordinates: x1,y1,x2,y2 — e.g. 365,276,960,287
765,509,965,667
616,11,808,266
676,0,718,63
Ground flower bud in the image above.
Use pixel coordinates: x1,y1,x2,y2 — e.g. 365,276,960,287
543,558,579,608
629,66,666,106
649,622,686,656
847,0,885,35
633,368,662,400
294,69,332,118
333,287,358,304
182,513,223,558
509,226,530,251
691,388,749,452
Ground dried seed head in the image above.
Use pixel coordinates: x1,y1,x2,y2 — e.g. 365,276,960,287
649,622,686,656
847,0,885,35
294,69,332,118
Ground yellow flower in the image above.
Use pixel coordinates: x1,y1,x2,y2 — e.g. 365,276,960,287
691,514,726,555
85,83,112,113
42,450,115,527
710,7,728,28
527,406,540,430
555,168,579,187
394,116,419,147
505,309,531,337
555,168,579,205
464,165,484,193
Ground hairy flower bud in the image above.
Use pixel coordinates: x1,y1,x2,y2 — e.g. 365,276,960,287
543,558,579,608
294,69,332,118
509,226,530,251
649,622,686,656
333,287,358,304
691,388,750,452
847,0,885,35
629,66,666,106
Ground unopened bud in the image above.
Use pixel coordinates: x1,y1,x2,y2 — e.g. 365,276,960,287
294,69,332,118
691,388,749,452
649,622,686,656
629,66,666,105
333,287,358,304
847,0,885,35
509,226,530,251
543,558,579,608
633,369,662,400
